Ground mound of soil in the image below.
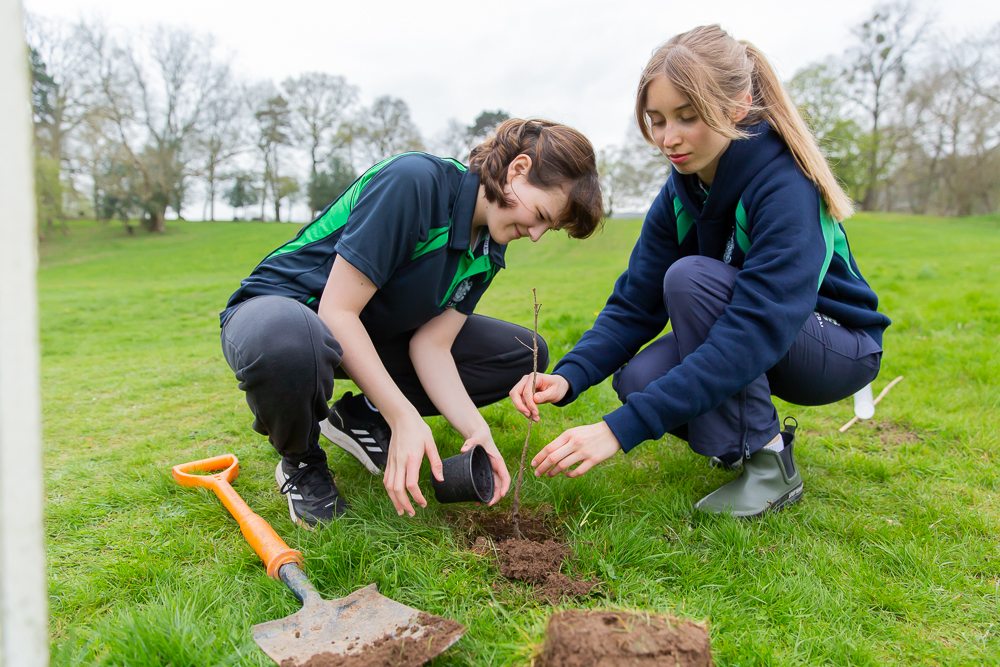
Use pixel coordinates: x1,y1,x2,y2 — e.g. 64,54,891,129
493,538,601,602
538,610,712,667
496,539,567,583
461,509,601,603
448,505,559,544
282,612,464,667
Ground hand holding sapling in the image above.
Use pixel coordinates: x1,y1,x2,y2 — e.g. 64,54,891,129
532,421,621,478
509,373,570,422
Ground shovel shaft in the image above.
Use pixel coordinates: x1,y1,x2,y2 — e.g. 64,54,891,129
173,454,303,579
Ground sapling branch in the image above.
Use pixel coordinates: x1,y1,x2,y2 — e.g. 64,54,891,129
511,288,541,540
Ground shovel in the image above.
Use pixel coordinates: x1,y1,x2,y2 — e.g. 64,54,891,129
172,454,465,666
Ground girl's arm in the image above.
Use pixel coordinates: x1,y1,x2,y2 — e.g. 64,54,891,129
318,255,443,517
408,308,511,506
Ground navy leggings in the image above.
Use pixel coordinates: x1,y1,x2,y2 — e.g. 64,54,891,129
611,257,882,463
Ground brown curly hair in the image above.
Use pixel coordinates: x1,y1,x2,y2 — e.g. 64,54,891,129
468,119,603,239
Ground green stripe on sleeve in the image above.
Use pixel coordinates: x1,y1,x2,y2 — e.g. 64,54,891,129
833,220,861,280
266,152,424,260
817,196,837,289
411,226,450,260
734,199,750,254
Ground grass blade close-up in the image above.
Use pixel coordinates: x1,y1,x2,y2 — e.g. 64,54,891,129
40,214,1000,666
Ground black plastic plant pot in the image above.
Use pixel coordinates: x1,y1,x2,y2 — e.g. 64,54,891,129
432,444,494,504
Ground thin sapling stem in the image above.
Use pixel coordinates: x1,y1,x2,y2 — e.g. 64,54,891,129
511,288,541,540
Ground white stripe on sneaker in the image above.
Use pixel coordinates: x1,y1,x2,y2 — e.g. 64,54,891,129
359,437,376,443
365,446,382,452
351,429,368,435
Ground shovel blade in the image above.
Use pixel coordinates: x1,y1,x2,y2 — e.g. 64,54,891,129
252,583,464,666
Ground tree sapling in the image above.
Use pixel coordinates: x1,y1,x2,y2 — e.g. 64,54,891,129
511,288,541,540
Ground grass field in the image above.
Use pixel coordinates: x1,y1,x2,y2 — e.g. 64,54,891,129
39,212,1000,666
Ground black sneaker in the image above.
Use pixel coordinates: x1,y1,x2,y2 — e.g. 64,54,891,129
319,392,390,475
275,458,349,528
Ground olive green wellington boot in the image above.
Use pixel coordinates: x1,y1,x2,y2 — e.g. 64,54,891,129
694,420,803,519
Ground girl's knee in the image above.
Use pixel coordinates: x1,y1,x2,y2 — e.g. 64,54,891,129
662,256,714,297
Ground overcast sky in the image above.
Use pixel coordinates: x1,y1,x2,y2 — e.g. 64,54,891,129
25,0,1000,152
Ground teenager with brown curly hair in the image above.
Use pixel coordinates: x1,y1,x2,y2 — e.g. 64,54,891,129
221,119,602,527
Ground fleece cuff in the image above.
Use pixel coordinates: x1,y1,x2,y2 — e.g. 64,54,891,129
551,363,590,407
603,404,655,453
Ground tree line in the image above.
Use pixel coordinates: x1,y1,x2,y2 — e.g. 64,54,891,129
599,3,1000,218
26,3,1000,238
26,15,508,237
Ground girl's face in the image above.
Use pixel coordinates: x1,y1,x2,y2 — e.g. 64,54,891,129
482,156,568,245
644,75,732,185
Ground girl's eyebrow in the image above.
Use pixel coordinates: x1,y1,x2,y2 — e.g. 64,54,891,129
674,103,692,112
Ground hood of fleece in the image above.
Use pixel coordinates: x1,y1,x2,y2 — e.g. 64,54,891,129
673,121,789,260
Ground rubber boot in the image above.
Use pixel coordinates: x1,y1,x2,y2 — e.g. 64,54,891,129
694,423,803,518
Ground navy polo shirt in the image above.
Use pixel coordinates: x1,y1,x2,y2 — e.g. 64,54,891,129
221,153,507,340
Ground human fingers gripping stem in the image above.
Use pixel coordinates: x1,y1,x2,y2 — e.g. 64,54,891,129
509,372,570,422
460,431,511,507
531,421,621,478
383,413,443,516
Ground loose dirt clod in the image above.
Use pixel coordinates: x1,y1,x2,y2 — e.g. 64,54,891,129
538,610,713,667
496,539,568,583
494,539,601,602
280,612,464,667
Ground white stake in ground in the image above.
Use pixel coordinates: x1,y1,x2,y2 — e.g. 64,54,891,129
0,0,49,665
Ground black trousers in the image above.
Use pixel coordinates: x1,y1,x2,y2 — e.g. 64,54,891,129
221,295,549,462
612,256,882,462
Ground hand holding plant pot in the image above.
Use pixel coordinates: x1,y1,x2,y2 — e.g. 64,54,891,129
459,431,510,506
383,410,444,516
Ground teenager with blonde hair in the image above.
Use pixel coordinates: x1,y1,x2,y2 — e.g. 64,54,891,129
512,26,890,517
223,119,602,527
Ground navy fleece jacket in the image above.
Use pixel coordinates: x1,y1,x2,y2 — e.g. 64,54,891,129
552,122,890,452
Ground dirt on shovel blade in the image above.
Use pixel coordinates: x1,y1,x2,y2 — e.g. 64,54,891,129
538,609,713,667
281,612,464,667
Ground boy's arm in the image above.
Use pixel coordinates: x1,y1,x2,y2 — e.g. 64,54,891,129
408,308,511,505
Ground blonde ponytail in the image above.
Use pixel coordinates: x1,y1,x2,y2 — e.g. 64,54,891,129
635,26,855,221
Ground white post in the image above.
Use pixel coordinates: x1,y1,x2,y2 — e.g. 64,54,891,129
0,0,49,664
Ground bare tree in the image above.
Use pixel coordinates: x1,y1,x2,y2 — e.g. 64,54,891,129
598,126,670,217
86,24,226,231
844,2,929,210
952,23,1000,106
789,60,867,201
433,118,472,162
353,95,424,165
197,81,245,221
24,15,98,181
250,86,293,222
283,73,358,218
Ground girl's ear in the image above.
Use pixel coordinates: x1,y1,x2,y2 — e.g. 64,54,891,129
506,154,533,182
732,91,753,124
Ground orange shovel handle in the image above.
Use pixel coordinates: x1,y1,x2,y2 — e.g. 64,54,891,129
172,454,302,579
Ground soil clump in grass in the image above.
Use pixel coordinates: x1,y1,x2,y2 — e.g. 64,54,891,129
450,506,559,545
458,509,601,602
537,609,712,667
280,612,464,667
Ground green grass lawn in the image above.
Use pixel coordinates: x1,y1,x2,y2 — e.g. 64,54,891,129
40,213,1000,666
